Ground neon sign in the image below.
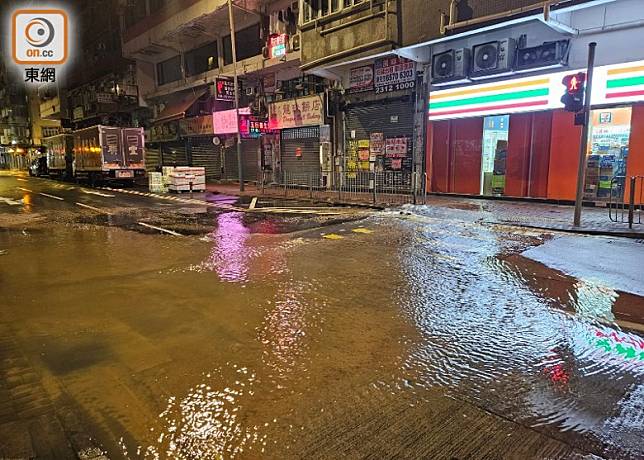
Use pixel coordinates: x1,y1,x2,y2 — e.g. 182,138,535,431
268,34,287,59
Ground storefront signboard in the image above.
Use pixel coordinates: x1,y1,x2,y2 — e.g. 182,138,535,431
374,57,416,94
349,65,374,93
179,115,214,137
268,95,323,130
429,59,644,121
149,121,179,142
268,34,288,59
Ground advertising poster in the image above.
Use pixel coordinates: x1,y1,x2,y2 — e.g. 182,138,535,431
349,65,374,93
374,57,416,94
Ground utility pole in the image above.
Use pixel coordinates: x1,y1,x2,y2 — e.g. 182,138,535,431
227,0,244,191
573,42,596,227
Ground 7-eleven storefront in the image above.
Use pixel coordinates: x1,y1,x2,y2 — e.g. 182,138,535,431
427,59,644,202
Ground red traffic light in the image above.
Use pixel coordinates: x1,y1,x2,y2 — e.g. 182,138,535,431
562,72,586,94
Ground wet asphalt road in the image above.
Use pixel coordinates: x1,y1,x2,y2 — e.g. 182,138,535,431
0,172,643,459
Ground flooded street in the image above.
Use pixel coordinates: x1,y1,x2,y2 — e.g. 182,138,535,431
1,174,643,459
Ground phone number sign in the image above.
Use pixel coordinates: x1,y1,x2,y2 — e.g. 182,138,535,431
374,56,416,94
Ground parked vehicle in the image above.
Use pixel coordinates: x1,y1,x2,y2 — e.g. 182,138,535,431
28,156,48,177
43,134,74,180
72,125,145,184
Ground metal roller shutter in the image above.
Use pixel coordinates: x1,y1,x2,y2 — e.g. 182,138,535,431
345,97,414,173
161,141,188,166
221,138,260,182
145,147,160,172
281,126,320,174
345,97,414,139
190,138,221,180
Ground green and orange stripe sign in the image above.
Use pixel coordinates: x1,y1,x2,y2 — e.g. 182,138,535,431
429,77,552,119
428,59,644,121
605,64,644,100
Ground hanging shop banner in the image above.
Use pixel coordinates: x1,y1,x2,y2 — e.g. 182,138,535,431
374,56,416,94
349,65,374,93
268,95,323,130
149,121,179,142
214,77,236,101
179,115,214,137
428,58,644,121
213,107,251,135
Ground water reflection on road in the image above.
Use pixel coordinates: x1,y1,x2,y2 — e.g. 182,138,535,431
0,206,643,459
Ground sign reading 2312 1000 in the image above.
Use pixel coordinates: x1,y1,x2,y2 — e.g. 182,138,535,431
374,57,416,94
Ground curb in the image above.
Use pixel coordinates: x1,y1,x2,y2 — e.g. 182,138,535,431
492,220,644,239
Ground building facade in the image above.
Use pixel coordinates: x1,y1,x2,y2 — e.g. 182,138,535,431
418,0,644,203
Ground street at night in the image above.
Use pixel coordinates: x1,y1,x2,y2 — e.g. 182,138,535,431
1,172,643,458
2,0,644,458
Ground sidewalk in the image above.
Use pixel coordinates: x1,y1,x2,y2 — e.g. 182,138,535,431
206,182,644,237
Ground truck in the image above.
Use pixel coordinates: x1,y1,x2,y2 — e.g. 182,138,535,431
43,134,74,180
72,125,145,183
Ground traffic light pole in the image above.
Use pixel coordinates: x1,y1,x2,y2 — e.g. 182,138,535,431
573,42,596,227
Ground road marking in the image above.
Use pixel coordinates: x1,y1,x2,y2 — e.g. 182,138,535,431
322,233,344,240
75,202,113,215
81,189,114,197
0,196,22,206
352,227,373,234
38,192,64,201
16,178,27,182
249,197,258,209
137,222,183,236
17,187,33,193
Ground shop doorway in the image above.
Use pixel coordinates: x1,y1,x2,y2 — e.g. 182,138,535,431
585,107,632,200
481,115,510,195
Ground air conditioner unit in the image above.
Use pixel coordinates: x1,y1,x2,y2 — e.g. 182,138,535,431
290,33,301,52
471,38,516,79
515,40,569,73
431,48,470,85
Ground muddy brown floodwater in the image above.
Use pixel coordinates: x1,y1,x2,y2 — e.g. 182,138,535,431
0,207,643,459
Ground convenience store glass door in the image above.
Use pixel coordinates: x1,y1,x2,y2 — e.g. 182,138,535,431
585,107,632,201
481,115,510,195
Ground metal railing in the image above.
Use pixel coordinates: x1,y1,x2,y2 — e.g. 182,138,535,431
259,170,426,206
609,175,643,228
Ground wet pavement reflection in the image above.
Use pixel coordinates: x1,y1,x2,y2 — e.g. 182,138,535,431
0,180,643,459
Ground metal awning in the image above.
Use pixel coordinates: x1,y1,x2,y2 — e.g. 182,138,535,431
153,88,208,124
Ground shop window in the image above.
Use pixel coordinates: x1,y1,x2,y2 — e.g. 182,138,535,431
585,107,632,200
481,115,509,196
157,55,182,86
223,24,262,66
185,41,218,77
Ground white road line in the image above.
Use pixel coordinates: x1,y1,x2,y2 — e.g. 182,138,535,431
75,202,113,215
137,222,183,236
17,187,33,193
38,192,64,201
16,178,27,182
81,189,114,197
0,197,22,206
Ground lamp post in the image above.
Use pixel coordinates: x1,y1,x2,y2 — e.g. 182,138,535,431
227,0,244,191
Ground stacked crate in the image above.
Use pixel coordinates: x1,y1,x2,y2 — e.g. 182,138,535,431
168,166,206,192
148,172,167,193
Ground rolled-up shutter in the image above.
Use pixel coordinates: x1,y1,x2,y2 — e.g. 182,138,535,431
145,147,160,172
190,138,221,180
281,126,320,174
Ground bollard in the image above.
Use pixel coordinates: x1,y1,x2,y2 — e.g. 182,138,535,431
372,171,377,204
628,176,636,229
